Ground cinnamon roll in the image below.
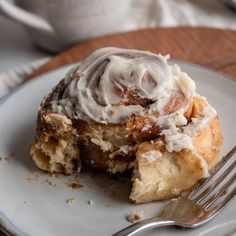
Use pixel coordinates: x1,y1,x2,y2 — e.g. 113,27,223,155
30,47,222,203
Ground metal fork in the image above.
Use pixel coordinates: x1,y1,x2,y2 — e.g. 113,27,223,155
113,146,236,236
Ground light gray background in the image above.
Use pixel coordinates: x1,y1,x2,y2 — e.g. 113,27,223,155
0,0,235,74
0,16,48,72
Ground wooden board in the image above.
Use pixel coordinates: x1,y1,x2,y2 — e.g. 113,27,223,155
29,27,236,80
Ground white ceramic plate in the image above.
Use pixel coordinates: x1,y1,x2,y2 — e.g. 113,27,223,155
0,61,235,236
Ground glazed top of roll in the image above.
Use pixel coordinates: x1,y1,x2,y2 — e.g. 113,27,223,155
51,47,196,124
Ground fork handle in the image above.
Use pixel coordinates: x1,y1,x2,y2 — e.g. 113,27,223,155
112,217,175,236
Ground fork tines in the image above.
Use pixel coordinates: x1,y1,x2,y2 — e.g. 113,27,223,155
188,146,236,210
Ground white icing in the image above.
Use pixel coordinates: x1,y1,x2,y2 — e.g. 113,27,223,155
201,106,217,118
160,103,215,178
183,117,210,136
157,108,188,130
170,64,196,98
161,103,217,153
141,150,163,163
191,117,199,124
183,104,217,137
162,129,193,152
52,47,196,124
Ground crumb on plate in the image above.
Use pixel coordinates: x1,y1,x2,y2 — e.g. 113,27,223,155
88,200,95,206
67,181,83,189
66,198,75,205
127,210,144,223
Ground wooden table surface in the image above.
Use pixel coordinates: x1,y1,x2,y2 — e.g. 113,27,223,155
29,27,236,80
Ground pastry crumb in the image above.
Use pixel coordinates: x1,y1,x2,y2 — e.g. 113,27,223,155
45,179,57,187
0,153,15,162
88,200,94,206
67,182,83,189
66,198,75,205
127,210,144,223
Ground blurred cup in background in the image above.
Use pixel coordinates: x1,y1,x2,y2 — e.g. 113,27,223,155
0,0,132,52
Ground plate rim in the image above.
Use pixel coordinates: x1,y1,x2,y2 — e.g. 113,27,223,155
0,61,235,236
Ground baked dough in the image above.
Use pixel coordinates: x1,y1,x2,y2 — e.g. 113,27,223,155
30,47,222,202
130,96,222,202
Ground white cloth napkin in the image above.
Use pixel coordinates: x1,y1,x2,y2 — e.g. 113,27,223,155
0,0,235,99
126,0,236,30
0,58,50,98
